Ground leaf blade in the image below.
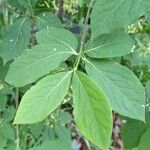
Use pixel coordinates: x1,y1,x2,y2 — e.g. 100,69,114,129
30,140,71,150
1,18,31,62
121,120,145,149
72,71,112,149
91,0,148,37
36,27,78,54
139,128,150,150
5,27,78,87
85,59,145,121
14,71,72,124
85,31,134,58
36,12,63,30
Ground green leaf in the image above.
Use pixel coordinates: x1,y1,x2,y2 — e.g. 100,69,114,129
36,27,78,52
0,94,7,111
0,135,7,149
36,12,63,30
54,125,71,143
125,49,144,66
85,31,134,58
1,124,15,140
125,49,150,67
85,59,145,121
143,54,150,68
6,142,17,150
56,111,72,126
29,123,44,138
18,0,38,9
146,81,150,99
145,81,150,124
14,71,72,124
7,0,24,9
42,127,55,141
72,71,112,150
78,0,90,7
1,18,31,63
0,63,9,80
5,45,72,87
3,106,16,122
91,0,148,37
5,27,77,87
121,121,145,149
0,82,11,95
139,128,150,150
30,140,72,150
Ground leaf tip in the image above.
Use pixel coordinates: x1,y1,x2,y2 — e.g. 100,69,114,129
12,120,17,125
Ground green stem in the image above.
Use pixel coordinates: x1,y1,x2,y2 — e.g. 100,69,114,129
15,88,20,150
134,35,146,49
56,0,64,21
74,54,81,71
3,6,8,31
80,0,95,48
73,0,95,70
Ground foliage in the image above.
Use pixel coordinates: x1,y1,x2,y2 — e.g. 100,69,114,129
0,0,150,150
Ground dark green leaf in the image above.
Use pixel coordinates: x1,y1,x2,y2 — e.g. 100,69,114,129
1,124,15,140
0,94,7,111
54,125,71,143
0,135,7,149
0,82,11,95
146,81,150,99
30,140,72,150
29,123,44,138
42,127,55,141
18,0,38,9
56,111,72,126
3,106,16,122
0,63,9,80
36,12,63,30
1,18,31,63
139,128,150,150
121,121,145,149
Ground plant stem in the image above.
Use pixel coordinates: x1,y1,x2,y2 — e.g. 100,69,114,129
15,88,20,150
134,35,146,49
3,6,8,31
74,0,95,70
80,0,95,48
56,0,64,21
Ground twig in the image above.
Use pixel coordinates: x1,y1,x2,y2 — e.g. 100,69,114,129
80,0,95,47
15,88,20,150
3,6,8,31
56,0,64,21
134,35,146,49
74,0,95,70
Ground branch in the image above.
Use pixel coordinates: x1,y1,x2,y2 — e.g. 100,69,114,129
80,0,95,47
74,0,95,70
15,88,20,150
56,0,64,21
